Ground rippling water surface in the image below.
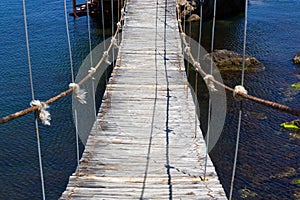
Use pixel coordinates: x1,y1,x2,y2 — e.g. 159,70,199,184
0,0,299,199
188,0,300,199
0,0,107,199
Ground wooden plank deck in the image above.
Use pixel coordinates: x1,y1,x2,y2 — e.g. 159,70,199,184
60,0,226,199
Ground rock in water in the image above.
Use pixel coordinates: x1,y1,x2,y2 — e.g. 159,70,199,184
187,14,200,22
204,49,263,71
293,52,300,64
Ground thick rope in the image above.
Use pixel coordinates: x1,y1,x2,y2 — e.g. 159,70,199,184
175,4,300,118
22,0,45,199
0,0,126,125
1,0,300,128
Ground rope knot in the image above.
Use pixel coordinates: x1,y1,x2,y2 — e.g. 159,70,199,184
181,32,186,39
69,83,87,104
203,75,217,92
233,85,248,101
103,51,111,64
184,46,191,53
88,67,96,73
193,61,200,68
30,100,51,126
117,22,121,28
111,37,119,48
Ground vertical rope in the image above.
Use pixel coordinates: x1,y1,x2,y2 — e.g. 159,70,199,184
64,0,75,82
194,0,204,138
197,0,204,61
204,0,217,181
87,1,93,68
101,0,109,90
87,1,99,136
111,0,114,35
64,0,80,167
241,0,248,87
210,0,217,73
117,0,121,42
194,72,198,137
183,0,186,32
22,0,34,100
111,0,115,65
101,0,106,49
87,0,96,118
22,0,45,199
229,1,248,199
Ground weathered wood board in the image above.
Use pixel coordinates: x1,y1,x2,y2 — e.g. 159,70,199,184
60,0,226,199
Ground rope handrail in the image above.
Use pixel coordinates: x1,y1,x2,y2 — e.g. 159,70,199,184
0,0,127,125
175,4,300,117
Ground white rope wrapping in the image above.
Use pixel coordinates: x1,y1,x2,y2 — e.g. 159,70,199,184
69,83,87,104
103,51,111,64
203,75,217,92
181,32,186,38
193,61,200,68
233,85,248,101
88,67,96,73
111,37,119,48
184,46,190,53
30,100,51,126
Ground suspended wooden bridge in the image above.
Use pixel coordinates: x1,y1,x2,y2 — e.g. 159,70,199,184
60,0,226,199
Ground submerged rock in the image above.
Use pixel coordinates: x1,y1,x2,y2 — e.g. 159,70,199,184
178,0,246,21
204,49,263,71
187,14,200,22
293,52,300,64
238,188,257,199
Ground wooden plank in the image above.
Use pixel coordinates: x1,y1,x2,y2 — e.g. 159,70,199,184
60,0,227,199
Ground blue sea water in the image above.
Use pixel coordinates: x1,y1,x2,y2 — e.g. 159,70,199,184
0,0,106,199
0,0,299,199
195,0,300,199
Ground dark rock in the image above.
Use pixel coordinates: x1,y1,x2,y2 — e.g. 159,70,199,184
179,0,246,21
293,53,300,64
202,0,246,20
204,49,263,71
187,14,201,22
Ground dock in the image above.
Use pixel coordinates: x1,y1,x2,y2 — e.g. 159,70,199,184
60,0,226,199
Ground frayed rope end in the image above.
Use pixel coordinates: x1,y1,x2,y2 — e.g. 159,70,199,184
30,100,51,126
203,75,218,92
69,83,87,104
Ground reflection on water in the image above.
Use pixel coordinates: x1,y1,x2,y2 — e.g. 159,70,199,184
186,0,300,199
